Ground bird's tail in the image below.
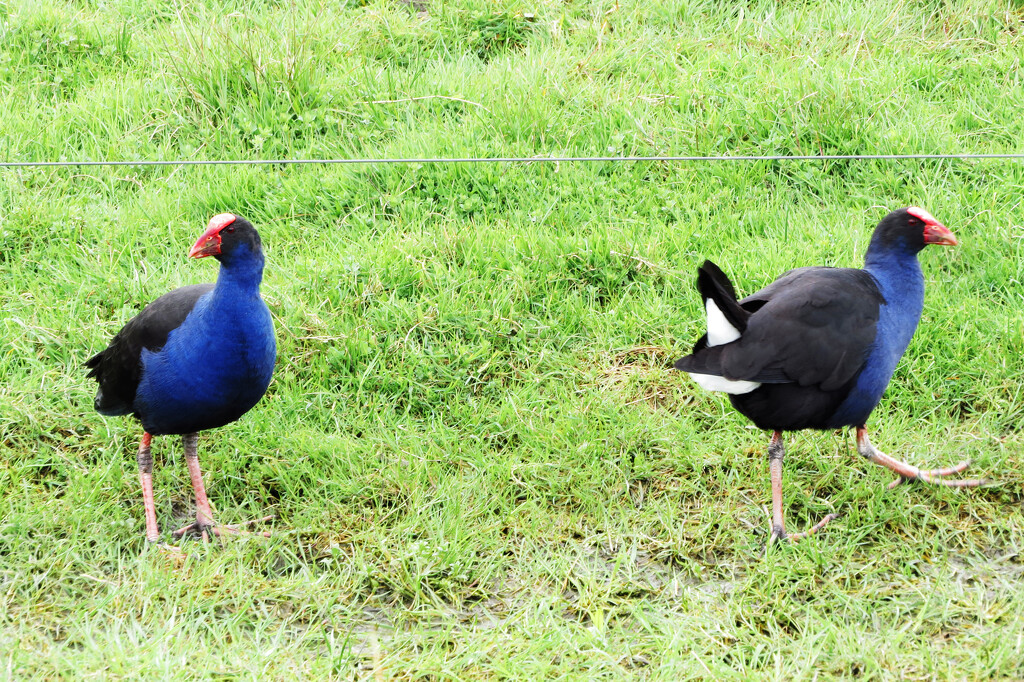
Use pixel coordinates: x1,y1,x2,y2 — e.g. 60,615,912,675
85,351,133,416
673,261,761,394
696,260,749,342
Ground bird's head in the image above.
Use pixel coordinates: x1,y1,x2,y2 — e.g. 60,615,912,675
869,207,957,255
189,213,263,263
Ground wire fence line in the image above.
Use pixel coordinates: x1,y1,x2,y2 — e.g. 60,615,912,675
2,152,1024,169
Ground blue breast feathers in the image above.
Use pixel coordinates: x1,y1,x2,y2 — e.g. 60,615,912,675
133,243,276,435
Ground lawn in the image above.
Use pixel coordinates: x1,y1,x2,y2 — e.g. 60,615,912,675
1,0,1022,678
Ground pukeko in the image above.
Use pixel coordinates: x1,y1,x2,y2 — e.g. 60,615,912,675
86,213,276,544
674,207,985,544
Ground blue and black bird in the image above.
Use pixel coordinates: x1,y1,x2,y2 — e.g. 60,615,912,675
674,207,985,543
86,213,276,543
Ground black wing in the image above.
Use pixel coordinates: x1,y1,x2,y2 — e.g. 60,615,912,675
720,266,884,390
86,283,213,416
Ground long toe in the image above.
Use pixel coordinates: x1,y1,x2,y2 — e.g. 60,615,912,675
783,513,840,543
156,543,188,560
887,461,990,489
172,515,274,541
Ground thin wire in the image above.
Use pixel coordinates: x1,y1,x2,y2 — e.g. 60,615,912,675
2,152,1024,168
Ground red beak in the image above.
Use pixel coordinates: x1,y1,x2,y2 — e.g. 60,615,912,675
908,207,957,246
922,222,957,246
188,213,236,258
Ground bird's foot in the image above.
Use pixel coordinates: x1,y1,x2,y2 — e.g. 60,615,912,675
171,515,274,541
768,513,840,546
857,429,991,490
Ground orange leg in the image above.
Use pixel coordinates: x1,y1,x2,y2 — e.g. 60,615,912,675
171,433,273,541
768,431,786,543
768,431,840,545
137,432,160,543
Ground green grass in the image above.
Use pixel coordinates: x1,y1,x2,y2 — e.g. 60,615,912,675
2,0,1023,678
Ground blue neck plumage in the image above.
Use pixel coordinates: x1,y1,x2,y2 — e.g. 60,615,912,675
212,244,264,298
828,238,927,427
863,238,925,324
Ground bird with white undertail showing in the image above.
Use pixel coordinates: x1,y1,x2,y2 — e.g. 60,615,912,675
674,207,988,544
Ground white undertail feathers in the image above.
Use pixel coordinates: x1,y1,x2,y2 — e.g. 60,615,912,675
688,299,762,394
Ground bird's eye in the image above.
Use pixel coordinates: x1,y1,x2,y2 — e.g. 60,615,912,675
225,225,236,234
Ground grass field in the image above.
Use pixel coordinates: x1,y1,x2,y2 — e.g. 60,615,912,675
2,0,1023,678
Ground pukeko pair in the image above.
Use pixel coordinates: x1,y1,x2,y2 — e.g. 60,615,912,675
674,207,985,543
87,207,983,546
